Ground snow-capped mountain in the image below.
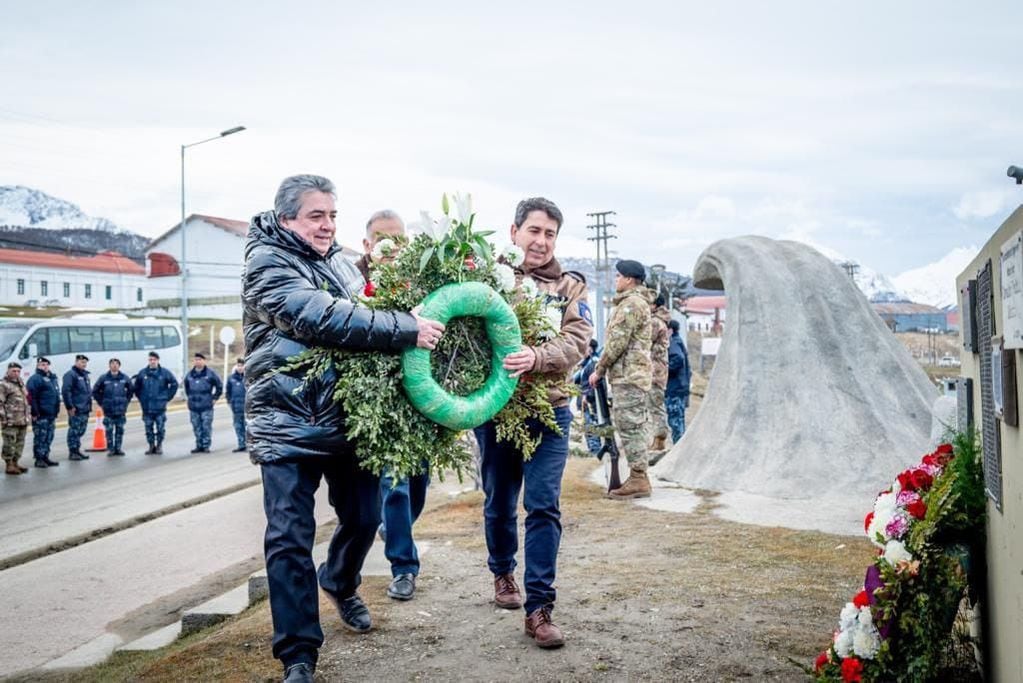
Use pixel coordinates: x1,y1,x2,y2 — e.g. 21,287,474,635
0,185,126,233
850,264,907,303
892,246,978,309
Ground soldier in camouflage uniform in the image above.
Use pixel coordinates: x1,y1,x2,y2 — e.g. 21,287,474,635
645,291,672,456
1,362,30,475
590,259,653,499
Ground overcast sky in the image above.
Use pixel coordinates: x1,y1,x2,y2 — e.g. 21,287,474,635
2,1,1021,275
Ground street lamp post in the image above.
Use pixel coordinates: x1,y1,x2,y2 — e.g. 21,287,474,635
180,125,245,381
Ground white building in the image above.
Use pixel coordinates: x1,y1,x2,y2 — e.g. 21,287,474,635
0,247,146,309
142,214,361,320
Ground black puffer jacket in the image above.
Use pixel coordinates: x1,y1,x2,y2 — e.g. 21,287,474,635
242,211,420,463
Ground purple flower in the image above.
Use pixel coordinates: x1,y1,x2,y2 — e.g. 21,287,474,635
896,490,921,507
885,514,909,539
864,565,891,639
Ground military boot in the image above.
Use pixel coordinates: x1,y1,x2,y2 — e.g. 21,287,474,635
608,467,651,500
154,442,163,455
650,434,668,452
5,461,22,475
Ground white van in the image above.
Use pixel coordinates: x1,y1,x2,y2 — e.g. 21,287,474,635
0,314,184,383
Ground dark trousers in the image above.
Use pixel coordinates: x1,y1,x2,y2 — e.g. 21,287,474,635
380,468,430,577
32,417,56,459
142,411,167,446
261,455,381,668
103,414,126,451
232,409,246,449
474,405,571,614
189,409,213,449
67,413,89,452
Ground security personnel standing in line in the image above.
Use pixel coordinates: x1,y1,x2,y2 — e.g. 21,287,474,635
1,362,30,475
133,351,179,455
62,354,92,461
590,259,653,499
226,358,247,452
26,357,61,467
92,358,134,456
184,352,222,453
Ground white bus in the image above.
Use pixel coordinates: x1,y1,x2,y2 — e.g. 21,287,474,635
0,314,184,383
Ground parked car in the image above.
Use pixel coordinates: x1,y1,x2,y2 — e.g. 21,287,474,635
938,355,961,367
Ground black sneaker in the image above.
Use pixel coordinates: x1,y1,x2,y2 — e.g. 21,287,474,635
387,573,416,601
190,447,203,454
154,445,163,455
201,447,211,453
69,452,86,461
283,662,315,683
337,594,372,633
34,459,49,468
43,457,59,466
144,445,155,455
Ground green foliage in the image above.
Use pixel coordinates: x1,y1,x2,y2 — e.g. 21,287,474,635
282,195,573,480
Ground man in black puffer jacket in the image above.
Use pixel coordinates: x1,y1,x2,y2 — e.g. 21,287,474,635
243,174,445,683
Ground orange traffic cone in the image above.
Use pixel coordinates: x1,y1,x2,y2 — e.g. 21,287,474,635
86,407,108,452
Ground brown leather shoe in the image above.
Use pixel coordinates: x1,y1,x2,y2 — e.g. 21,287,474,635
5,461,21,475
494,573,523,610
608,468,651,500
525,607,565,648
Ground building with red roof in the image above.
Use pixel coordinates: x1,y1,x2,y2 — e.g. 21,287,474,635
0,247,147,309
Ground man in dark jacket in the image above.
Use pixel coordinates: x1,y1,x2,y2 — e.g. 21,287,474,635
92,358,133,456
62,354,92,461
184,353,222,453
26,357,61,467
133,351,179,455
666,319,691,442
243,175,445,683
226,358,247,452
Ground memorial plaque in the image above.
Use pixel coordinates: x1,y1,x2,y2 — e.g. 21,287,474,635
1000,230,1023,349
961,279,977,353
956,377,973,430
977,260,1002,509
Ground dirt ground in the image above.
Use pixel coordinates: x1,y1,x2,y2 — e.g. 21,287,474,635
49,429,875,683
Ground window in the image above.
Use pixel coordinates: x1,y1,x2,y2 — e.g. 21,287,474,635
105,285,112,300
17,279,25,295
41,281,48,296
63,282,70,298
136,288,143,303
162,326,181,348
69,326,103,352
19,329,48,359
136,327,163,349
102,327,134,351
85,284,92,299
48,327,71,355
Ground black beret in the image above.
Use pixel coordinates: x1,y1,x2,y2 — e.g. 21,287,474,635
194,352,206,360
37,356,51,364
75,354,89,361
148,351,160,359
616,259,646,280
8,361,21,369
654,294,666,307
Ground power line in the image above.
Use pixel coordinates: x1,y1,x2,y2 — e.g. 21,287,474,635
586,211,617,345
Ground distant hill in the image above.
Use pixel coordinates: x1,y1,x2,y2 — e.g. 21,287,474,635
0,185,149,261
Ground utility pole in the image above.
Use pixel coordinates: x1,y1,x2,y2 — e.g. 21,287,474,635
839,261,860,281
586,211,617,345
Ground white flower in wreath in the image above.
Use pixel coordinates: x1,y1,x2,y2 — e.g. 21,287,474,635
539,303,564,340
853,616,881,659
839,603,859,632
833,627,854,658
501,244,525,267
453,192,473,224
882,539,913,566
493,263,517,292
371,238,397,261
521,277,539,297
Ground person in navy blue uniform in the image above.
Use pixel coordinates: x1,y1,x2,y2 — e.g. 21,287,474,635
183,352,222,453
26,357,61,467
91,358,134,456
225,358,247,452
133,351,179,455
61,354,92,461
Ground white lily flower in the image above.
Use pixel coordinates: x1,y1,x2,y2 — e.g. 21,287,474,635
453,192,473,224
501,244,525,267
418,211,436,239
436,214,453,237
493,263,516,292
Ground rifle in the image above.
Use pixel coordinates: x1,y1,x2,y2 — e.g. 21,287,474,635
590,376,621,492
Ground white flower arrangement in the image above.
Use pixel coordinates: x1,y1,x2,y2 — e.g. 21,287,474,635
882,539,913,566
501,244,525,267
371,238,397,261
493,263,517,292
834,603,881,660
521,278,538,297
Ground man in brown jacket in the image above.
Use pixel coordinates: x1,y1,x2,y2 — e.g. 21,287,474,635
353,209,405,282
473,196,591,649
1,362,30,475
647,291,672,455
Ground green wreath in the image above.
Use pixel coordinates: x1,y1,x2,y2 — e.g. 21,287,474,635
401,281,522,430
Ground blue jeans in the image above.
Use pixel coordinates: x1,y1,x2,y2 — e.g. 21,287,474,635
143,411,167,446
380,468,430,576
232,409,246,449
103,414,126,451
190,409,214,449
261,455,380,668
32,417,56,459
665,394,686,443
474,405,571,614
67,413,89,452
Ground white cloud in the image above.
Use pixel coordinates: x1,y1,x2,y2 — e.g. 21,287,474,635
953,189,1018,221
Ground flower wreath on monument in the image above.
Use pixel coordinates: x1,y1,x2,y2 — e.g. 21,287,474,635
281,193,573,481
811,430,986,682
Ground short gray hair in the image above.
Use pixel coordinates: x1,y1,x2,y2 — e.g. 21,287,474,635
514,197,563,232
366,209,404,233
274,174,336,220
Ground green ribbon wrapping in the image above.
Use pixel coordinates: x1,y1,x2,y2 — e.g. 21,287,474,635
401,282,522,430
